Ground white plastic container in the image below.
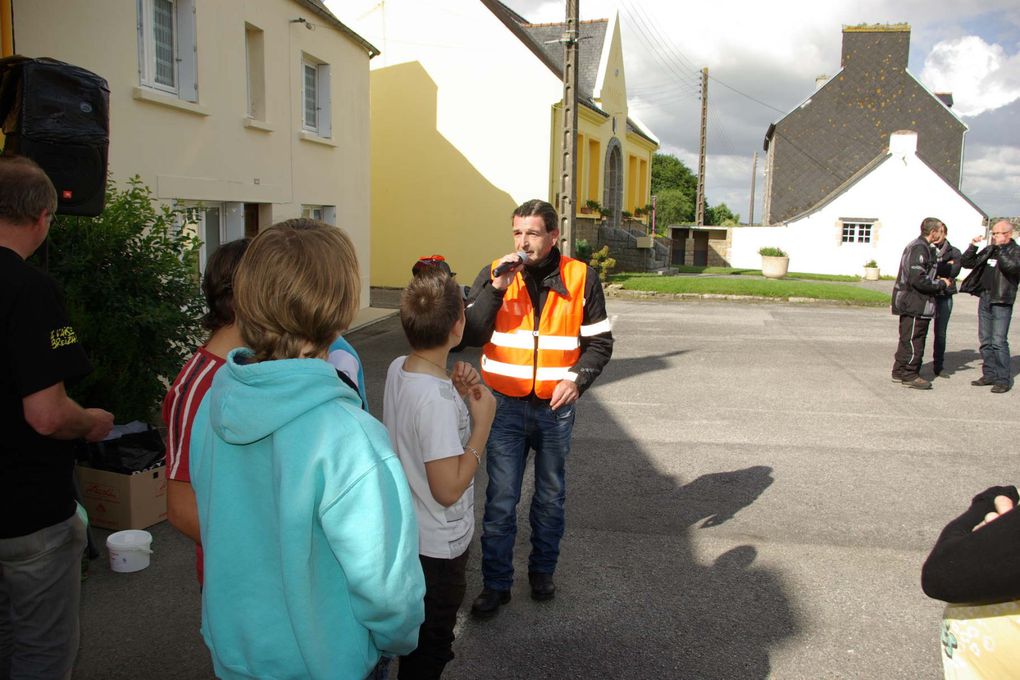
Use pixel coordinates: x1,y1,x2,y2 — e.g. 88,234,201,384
106,530,153,573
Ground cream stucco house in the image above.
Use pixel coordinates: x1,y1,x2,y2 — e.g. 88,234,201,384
332,0,658,287
3,0,378,308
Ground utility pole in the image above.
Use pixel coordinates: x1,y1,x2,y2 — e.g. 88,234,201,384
695,67,708,226
748,151,757,225
558,0,579,257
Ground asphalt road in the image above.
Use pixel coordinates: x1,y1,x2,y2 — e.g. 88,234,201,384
72,293,1017,679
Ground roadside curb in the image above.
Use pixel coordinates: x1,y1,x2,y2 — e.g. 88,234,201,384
603,286,887,307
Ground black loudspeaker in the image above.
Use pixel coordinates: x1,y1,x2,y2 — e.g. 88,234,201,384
0,56,110,217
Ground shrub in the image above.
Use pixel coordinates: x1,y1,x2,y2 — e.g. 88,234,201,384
575,238,593,263
590,245,616,283
759,246,787,258
864,259,878,268
36,177,205,423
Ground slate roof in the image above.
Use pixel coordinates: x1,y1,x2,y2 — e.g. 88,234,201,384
517,20,608,104
293,0,379,58
763,25,966,225
480,0,656,145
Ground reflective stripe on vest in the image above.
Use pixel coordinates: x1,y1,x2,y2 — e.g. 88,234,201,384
481,256,587,399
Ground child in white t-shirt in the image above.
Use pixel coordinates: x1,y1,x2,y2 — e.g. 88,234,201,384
384,268,496,679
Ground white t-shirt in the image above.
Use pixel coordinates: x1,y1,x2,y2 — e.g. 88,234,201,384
383,356,473,559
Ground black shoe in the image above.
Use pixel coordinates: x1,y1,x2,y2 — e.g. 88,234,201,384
991,383,1012,394
901,376,932,390
971,377,995,387
529,572,556,601
471,588,511,618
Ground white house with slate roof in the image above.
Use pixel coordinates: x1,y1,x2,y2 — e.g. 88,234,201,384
332,0,658,287
729,130,986,276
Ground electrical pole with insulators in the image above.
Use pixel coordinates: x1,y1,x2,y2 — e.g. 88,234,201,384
696,67,708,227
748,151,757,225
558,0,579,257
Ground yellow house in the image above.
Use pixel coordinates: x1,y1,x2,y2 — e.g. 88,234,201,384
2,0,378,309
333,0,658,287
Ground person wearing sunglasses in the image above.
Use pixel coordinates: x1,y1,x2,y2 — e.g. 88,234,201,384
960,221,1020,393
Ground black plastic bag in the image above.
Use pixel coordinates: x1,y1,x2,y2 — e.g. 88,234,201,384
76,427,165,474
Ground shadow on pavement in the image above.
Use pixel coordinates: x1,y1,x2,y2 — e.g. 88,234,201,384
448,347,798,677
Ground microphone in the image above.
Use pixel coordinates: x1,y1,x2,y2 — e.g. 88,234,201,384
492,251,528,278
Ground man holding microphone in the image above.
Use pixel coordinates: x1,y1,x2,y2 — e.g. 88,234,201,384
459,199,613,617
961,220,1020,393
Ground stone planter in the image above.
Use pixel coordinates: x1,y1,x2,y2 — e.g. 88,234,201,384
761,255,789,279
863,266,880,281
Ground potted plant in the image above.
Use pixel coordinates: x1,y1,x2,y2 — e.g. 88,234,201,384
582,199,601,216
759,246,789,279
621,210,633,220
863,259,880,281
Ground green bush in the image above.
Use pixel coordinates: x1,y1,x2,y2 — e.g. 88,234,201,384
36,177,205,423
590,245,616,283
759,246,787,257
864,259,878,268
575,238,592,263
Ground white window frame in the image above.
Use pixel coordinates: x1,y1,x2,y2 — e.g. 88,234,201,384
301,56,331,138
178,203,225,275
137,0,198,102
840,220,874,244
245,24,265,120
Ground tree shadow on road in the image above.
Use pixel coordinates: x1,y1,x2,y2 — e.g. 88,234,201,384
451,391,799,679
593,350,691,389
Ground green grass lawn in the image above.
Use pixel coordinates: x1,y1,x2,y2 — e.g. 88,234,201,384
611,273,891,305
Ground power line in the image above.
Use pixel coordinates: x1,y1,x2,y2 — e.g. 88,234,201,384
707,73,786,114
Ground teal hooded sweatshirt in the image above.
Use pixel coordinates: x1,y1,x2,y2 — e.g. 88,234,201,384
190,348,425,680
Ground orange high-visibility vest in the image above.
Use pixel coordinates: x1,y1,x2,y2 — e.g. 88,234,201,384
481,256,587,399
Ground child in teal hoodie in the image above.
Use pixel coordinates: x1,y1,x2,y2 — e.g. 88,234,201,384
190,219,425,680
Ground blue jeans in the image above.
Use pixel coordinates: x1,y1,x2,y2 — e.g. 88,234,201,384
933,296,953,373
480,393,575,591
978,293,1014,387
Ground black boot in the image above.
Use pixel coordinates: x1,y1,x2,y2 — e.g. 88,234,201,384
529,572,556,601
470,588,511,618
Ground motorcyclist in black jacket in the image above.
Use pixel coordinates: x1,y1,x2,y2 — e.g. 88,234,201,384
891,218,953,389
960,220,1020,392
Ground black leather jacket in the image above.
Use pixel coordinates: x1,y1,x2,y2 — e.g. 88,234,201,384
960,240,1020,305
891,236,945,318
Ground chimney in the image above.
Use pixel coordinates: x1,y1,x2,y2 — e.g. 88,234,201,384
841,23,910,70
815,74,828,90
889,130,917,156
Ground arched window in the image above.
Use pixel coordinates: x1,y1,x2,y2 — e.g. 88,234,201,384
603,138,623,228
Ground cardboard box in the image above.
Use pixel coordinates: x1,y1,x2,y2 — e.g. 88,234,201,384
77,464,167,531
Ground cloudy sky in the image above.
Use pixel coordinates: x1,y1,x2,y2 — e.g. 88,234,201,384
500,0,1020,221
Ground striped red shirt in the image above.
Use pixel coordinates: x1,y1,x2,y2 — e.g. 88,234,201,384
162,347,224,482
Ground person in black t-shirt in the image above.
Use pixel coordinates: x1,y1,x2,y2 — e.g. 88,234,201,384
0,156,114,679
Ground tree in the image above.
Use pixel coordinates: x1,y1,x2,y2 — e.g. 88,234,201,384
654,187,694,228
36,177,205,423
706,202,740,226
652,152,741,227
651,153,697,197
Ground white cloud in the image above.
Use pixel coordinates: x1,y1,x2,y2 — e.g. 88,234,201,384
920,36,1020,116
962,143,1020,217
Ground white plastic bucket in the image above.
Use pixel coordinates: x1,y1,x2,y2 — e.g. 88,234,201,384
106,530,153,573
